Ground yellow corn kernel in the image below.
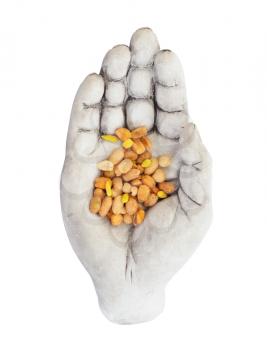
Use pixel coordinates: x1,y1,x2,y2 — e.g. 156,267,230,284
141,159,152,168
105,179,113,197
101,134,119,143
157,190,167,199
121,193,129,204
122,139,134,149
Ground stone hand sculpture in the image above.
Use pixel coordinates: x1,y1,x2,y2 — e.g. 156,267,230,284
60,28,212,324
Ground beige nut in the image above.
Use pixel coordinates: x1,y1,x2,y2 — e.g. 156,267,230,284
112,177,123,192
122,182,131,193
93,188,105,199
99,196,112,217
89,196,102,214
108,148,124,165
103,169,115,178
131,126,147,139
122,169,141,182
132,139,146,154
158,154,171,167
97,160,114,171
117,159,133,174
111,214,123,226
114,165,122,176
152,168,166,183
136,151,152,164
131,186,138,197
123,213,133,224
140,136,152,150
142,175,156,188
126,197,138,215
124,149,138,161
112,195,124,214
144,158,159,175
137,184,150,202
131,178,142,186
94,177,109,189
115,128,132,141
134,209,145,225
144,193,158,207
159,182,175,194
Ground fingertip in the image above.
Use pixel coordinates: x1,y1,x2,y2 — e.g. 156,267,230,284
154,50,184,87
102,45,131,81
74,73,105,107
130,27,160,67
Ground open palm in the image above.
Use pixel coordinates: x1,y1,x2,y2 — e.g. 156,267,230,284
60,28,212,324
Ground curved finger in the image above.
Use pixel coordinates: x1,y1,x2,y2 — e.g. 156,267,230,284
66,73,104,157
125,28,159,131
100,45,130,133
101,44,131,81
154,50,188,138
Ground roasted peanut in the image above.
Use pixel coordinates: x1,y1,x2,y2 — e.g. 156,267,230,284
114,165,122,176
144,158,159,175
126,197,138,215
134,209,145,225
141,136,152,150
103,170,115,178
151,186,160,194
136,151,152,164
111,214,123,226
115,128,132,141
93,188,105,199
152,168,166,183
131,186,138,196
159,182,175,194
137,185,150,202
112,177,123,192
131,126,147,139
124,149,138,161
107,210,113,219
122,182,131,193
97,160,114,171
123,213,133,224
136,164,144,174
142,175,156,188
99,196,112,217
131,179,142,186
122,169,141,182
89,196,102,214
117,159,133,174
112,195,124,214
108,148,124,165
112,188,121,197
144,193,158,207
132,139,146,154
95,177,109,189
158,154,171,167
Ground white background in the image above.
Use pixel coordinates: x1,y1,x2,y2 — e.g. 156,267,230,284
1,0,267,349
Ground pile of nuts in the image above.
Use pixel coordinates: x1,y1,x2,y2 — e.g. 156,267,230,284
89,126,175,226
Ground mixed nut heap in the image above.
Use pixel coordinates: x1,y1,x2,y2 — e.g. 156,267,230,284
89,126,175,226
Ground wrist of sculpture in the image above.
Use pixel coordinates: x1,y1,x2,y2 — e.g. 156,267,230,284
97,286,165,324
